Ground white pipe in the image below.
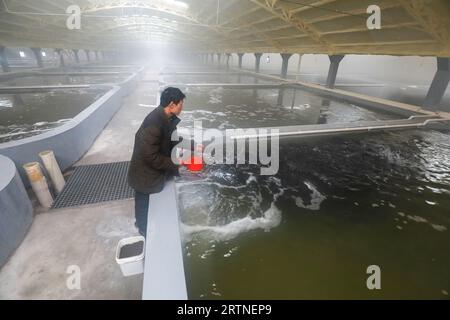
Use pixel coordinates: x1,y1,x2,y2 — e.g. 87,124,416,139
230,118,450,140
23,162,53,209
39,150,66,194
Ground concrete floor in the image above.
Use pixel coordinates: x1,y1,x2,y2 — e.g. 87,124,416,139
0,73,160,299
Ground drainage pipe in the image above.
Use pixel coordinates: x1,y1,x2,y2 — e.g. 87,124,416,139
23,162,53,209
39,150,65,194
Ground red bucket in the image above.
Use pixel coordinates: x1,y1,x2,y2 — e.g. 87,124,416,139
183,155,203,172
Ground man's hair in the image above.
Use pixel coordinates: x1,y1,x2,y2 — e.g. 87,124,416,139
160,87,186,108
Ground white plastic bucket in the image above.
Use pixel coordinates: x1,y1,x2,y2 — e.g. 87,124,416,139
116,236,145,277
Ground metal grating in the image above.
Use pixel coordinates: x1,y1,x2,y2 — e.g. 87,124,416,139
52,161,133,209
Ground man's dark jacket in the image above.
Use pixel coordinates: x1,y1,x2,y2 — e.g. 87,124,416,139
128,105,181,194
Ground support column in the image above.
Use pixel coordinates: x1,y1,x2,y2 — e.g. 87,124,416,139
85,49,91,62
0,46,11,72
254,53,262,73
216,53,221,65
237,53,244,69
296,54,303,79
321,55,344,109
423,57,450,111
326,55,345,89
226,53,231,69
55,49,65,67
73,49,80,63
280,53,292,79
31,47,43,68
95,51,100,61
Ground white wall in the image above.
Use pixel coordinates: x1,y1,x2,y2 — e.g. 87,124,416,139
233,53,438,86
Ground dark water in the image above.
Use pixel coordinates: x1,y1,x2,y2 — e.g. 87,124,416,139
179,86,399,130
0,89,105,143
173,78,450,299
119,241,144,259
281,72,450,113
0,74,128,87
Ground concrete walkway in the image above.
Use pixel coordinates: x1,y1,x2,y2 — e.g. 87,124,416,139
0,72,160,299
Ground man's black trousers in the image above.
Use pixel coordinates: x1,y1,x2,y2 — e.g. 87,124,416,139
134,191,149,237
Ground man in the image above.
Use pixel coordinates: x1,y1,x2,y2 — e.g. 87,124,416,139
128,87,185,237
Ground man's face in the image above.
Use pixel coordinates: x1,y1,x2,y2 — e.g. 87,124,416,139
169,99,184,116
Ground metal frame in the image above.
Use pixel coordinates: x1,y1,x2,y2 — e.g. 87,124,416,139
1,0,450,56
